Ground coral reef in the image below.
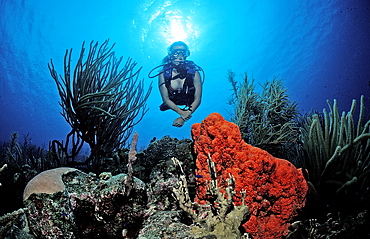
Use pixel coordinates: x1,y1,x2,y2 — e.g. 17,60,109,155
2,110,368,238
22,133,147,238
48,40,152,167
0,132,198,238
191,112,308,239
300,95,370,211
227,71,300,159
23,168,147,238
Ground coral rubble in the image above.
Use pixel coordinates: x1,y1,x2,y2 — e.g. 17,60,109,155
191,112,308,239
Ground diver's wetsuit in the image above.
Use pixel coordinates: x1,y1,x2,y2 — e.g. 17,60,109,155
159,61,197,111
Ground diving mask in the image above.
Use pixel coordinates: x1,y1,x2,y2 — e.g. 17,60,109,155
169,48,190,58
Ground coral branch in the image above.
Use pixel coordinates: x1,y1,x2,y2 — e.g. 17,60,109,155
126,131,138,196
0,164,6,187
48,40,152,164
172,156,249,238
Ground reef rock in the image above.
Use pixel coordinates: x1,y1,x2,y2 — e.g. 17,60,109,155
135,136,194,183
146,158,184,211
23,168,147,238
137,210,194,238
191,113,308,239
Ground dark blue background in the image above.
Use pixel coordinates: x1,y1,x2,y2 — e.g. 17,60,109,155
1,0,369,149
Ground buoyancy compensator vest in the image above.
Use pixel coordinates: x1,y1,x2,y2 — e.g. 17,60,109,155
148,60,204,110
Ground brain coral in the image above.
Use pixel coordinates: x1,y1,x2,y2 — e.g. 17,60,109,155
23,167,78,200
191,113,308,239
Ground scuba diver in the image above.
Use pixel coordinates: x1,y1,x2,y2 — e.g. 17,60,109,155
148,41,204,127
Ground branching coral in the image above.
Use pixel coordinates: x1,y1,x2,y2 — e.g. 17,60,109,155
48,39,152,165
300,95,370,210
227,70,300,158
172,157,250,239
0,164,6,187
2,132,55,172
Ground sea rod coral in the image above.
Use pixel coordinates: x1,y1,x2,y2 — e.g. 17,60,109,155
48,39,152,167
300,95,370,210
191,112,308,239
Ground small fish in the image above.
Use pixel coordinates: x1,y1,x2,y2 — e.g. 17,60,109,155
194,175,203,178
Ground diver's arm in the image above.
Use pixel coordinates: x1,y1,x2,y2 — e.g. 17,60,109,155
189,71,202,113
158,73,191,119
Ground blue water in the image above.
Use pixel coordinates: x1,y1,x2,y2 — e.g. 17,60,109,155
0,0,369,149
